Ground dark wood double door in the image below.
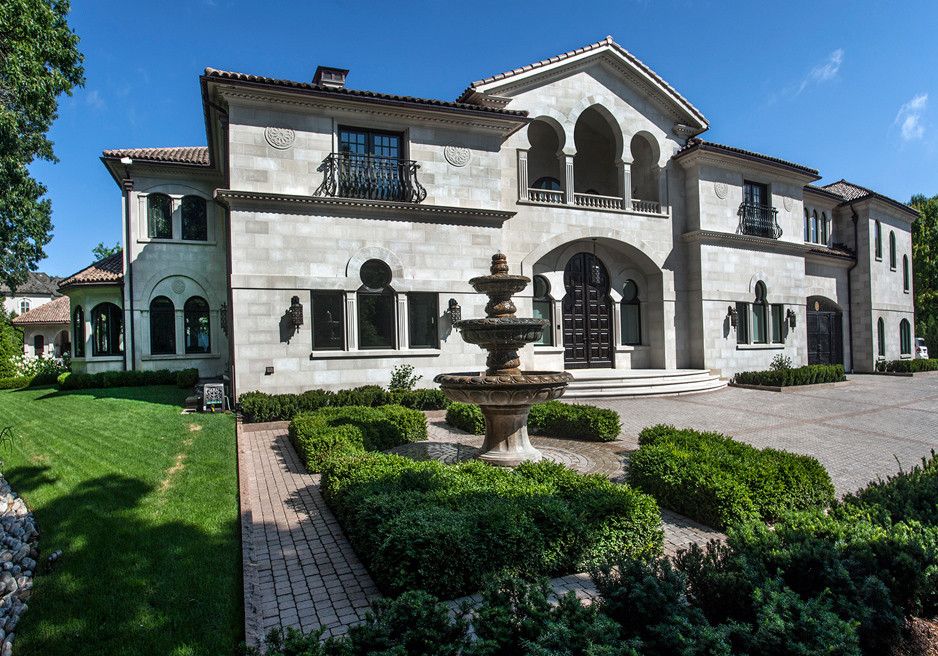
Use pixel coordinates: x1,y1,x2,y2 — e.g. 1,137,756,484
563,252,613,369
807,308,843,365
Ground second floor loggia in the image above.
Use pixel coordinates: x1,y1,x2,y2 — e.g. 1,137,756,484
517,109,667,215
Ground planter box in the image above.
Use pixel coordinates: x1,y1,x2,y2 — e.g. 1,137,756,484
729,380,852,393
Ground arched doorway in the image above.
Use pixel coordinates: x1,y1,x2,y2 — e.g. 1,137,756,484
807,297,843,365
563,252,613,368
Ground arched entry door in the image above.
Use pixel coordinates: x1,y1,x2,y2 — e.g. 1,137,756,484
563,252,613,369
807,297,843,365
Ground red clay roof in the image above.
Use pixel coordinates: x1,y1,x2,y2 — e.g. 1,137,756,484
11,295,70,325
101,147,210,166
59,252,124,290
674,138,819,178
822,179,918,216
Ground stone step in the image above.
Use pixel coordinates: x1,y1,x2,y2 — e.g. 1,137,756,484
564,369,727,398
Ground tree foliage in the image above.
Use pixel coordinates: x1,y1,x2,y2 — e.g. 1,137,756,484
92,241,120,261
911,194,938,352
0,0,84,292
0,311,23,378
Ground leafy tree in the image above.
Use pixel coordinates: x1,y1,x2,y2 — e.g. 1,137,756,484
0,0,84,292
92,241,121,261
910,194,938,352
0,311,23,378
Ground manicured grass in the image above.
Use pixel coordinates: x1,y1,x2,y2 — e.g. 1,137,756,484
0,386,240,656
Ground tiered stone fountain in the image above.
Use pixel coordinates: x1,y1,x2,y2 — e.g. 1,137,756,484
435,253,572,466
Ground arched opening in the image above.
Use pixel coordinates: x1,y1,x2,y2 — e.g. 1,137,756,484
181,195,207,241
620,279,641,345
900,318,911,356
54,329,70,358
150,296,176,355
532,275,553,346
562,252,613,368
526,119,564,204
357,259,396,349
147,193,172,239
184,296,211,354
903,255,910,292
889,231,897,269
33,334,44,357
91,302,123,356
573,107,621,206
877,317,885,357
73,305,85,357
807,296,843,365
630,133,660,210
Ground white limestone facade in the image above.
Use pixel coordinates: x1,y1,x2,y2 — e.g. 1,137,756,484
64,37,917,392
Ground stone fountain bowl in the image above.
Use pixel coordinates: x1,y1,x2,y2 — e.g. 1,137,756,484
433,371,572,406
468,274,530,296
456,317,547,347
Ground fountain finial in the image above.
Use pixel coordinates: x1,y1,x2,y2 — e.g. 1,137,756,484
490,252,509,276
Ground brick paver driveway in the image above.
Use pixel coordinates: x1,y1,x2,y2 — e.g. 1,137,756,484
598,373,938,495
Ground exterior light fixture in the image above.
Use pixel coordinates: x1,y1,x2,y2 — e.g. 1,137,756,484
727,305,738,329
289,296,304,329
447,298,462,324
786,308,797,328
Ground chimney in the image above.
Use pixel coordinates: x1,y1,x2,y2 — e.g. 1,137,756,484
313,66,349,89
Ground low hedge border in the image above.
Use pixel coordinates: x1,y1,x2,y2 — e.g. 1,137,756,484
289,404,428,472
321,452,662,598
875,358,938,373
445,400,621,442
57,368,199,390
0,376,32,390
629,424,835,529
733,364,845,387
239,386,449,423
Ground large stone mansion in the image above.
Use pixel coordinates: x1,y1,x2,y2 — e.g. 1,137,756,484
59,36,917,396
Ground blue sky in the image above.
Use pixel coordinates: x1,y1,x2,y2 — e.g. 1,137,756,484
33,0,938,277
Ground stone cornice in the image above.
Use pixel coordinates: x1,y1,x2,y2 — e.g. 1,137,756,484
214,189,515,227
674,148,820,184
682,230,856,263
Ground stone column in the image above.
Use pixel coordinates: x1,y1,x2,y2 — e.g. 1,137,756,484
617,160,632,210
344,293,357,350
517,149,529,201
396,295,409,350
562,154,575,205
657,166,669,214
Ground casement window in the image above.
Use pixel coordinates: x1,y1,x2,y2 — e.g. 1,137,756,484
877,318,885,357
903,255,910,293
889,231,897,270
311,291,345,350
620,279,642,346
736,301,749,344
743,181,769,206
810,210,819,244
184,296,211,354
91,302,123,356
771,304,785,344
408,293,438,349
820,212,829,244
357,259,396,349
149,296,176,355
73,306,85,357
337,127,406,201
736,281,785,346
532,275,554,346
181,196,208,241
874,221,882,260
147,193,173,239
900,319,912,355
18,300,29,315
804,209,810,242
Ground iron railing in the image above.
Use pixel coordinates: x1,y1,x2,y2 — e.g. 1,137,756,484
738,202,782,239
315,152,427,203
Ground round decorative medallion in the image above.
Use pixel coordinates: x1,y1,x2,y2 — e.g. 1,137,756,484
444,145,471,167
783,196,793,211
171,279,186,295
714,181,728,199
265,126,295,150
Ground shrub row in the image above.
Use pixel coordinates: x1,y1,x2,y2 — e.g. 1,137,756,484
629,424,835,529
445,400,621,442
321,453,662,599
288,405,427,472
0,376,31,390
876,358,938,373
57,368,199,390
238,386,449,423
734,363,846,387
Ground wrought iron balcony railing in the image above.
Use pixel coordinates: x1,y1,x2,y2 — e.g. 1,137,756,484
738,202,782,239
315,152,427,203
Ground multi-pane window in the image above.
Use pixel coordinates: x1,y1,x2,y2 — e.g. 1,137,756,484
181,196,208,241
874,221,882,260
889,231,897,270
73,306,85,357
408,293,438,349
743,181,768,206
92,303,123,356
147,193,173,239
184,297,211,354
736,281,785,346
820,212,829,244
532,275,554,346
900,319,912,355
620,279,641,346
357,259,395,349
810,210,819,243
18,300,29,315
311,291,345,350
751,282,768,344
337,127,405,201
877,317,885,357
149,296,176,355
771,304,785,344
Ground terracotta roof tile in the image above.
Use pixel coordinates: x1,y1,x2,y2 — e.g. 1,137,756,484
59,252,124,290
101,147,210,166
674,138,819,177
821,179,918,216
11,295,70,325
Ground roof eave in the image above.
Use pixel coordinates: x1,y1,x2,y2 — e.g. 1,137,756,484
674,143,820,182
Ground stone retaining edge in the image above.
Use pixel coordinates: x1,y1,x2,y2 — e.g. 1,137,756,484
729,380,853,393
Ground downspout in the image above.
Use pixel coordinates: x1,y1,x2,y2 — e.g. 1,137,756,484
120,161,135,371
846,207,859,372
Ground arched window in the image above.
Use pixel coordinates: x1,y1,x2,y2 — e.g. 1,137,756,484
33,335,44,356
877,317,885,357
357,260,395,349
810,210,819,243
73,305,85,357
184,297,211,354
18,300,29,315
620,279,641,345
803,209,810,242
752,281,768,344
903,255,910,292
531,177,561,191
874,221,882,259
91,302,123,356
532,275,553,346
889,231,897,270
900,318,911,355
148,193,173,239
149,296,176,355
821,212,829,244
181,196,207,241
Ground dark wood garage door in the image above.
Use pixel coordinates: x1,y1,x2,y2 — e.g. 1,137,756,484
562,252,613,369
807,309,843,365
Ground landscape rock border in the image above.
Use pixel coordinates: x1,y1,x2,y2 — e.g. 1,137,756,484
0,475,39,656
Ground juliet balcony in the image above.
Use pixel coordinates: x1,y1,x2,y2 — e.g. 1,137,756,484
315,152,427,203
737,202,782,239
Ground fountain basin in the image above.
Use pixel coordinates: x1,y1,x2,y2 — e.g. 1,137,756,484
455,317,548,347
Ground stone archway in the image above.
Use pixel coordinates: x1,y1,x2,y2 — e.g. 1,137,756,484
807,296,843,365
562,252,613,369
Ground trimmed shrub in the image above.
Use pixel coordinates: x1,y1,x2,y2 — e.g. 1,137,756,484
289,405,427,471
734,363,846,387
386,387,450,410
528,400,621,442
445,401,485,434
629,424,835,529
876,358,938,373
57,368,199,391
0,376,31,390
321,454,662,598
175,368,200,389
238,386,449,423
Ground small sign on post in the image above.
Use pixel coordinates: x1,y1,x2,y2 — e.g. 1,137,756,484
202,383,227,413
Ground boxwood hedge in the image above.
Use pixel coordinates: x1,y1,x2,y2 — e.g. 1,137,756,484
57,368,199,390
629,424,834,529
876,358,938,373
239,386,449,423
321,453,662,598
445,400,620,442
733,364,846,387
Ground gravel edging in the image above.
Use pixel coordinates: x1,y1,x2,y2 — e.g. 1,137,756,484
0,475,38,656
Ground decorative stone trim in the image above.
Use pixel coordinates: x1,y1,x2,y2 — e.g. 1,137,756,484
682,230,855,261
443,145,471,167
0,474,39,655
264,127,295,150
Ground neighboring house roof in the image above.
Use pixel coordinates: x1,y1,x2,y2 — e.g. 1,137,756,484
0,272,62,297
821,179,918,217
457,36,708,130
10,295,70,326
101,146,211,167
58,252,124,290
674,138,820,178
201,67,529,118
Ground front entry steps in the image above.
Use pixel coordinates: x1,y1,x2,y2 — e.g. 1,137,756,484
563,368,727,398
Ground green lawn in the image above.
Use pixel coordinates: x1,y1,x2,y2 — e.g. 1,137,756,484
0,386,241,655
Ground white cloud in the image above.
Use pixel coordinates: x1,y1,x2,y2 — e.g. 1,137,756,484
895,93,928,141
797,49,843,94
84,89,105,110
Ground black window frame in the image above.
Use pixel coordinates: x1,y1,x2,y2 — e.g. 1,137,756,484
181,195,208,242
311,291,346,351
900,319,912,355
338,126,404,159
877,317,885,357
33,334,44,355
889,231,897,270
91,302,124,357
73,305,85,357
903,255,910,292
149,296,176,355
874,221,882,260
743,180,769,207
147,193,173,240
407,292,439,349
532,275,554,346
620,279,642,346
183,296,211,355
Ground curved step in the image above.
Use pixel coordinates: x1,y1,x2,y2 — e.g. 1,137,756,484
563,369,727,398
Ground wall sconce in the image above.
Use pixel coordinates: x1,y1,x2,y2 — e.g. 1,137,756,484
447,298,462,323
727,305,738,329
289,295,304,329
786,308,797,328
220,302,228,336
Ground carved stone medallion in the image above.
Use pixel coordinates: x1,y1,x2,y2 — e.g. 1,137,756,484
714,181,728,199
171,279,186,295
783,196,793,211
444,145,471,167
265,127,295,150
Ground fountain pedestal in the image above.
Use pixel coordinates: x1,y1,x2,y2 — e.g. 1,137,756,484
434,253,571,467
